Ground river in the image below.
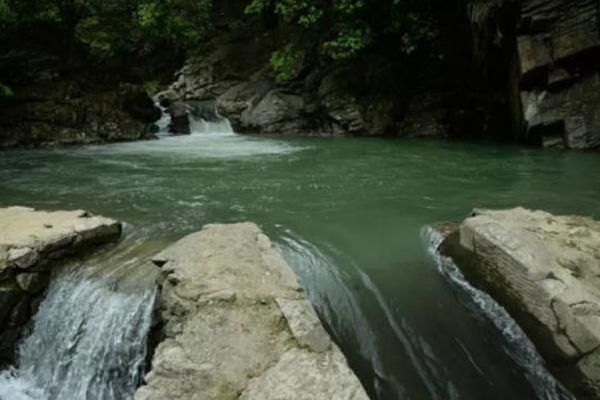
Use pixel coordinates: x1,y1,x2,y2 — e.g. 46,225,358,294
1,121,599,399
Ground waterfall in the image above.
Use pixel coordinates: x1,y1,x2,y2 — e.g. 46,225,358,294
421,227,574,400
189,115,234,136
0,256,157,400
153,103,172,136
188,101,234,136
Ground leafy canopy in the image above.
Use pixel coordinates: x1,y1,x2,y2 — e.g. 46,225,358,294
0,0,214,57
245,0,437,80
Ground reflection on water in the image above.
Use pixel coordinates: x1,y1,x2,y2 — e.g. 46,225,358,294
1,131,600,399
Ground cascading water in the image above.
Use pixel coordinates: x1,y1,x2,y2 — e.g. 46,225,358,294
187,101,234,136
189,115,234,136
153,103,172,136
421,227,574,400
0,248,157,400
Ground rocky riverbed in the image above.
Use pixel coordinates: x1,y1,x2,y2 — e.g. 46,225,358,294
439,208,600,399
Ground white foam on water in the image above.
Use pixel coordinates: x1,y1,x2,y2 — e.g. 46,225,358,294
75,113,304,160
0,263,157,400
421,226,575,400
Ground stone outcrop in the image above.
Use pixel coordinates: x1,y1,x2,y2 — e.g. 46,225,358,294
441,208,600,399
136,223,369,400
155,45,397,136
516,0,600,149
0,51,160,148
0,206,122,367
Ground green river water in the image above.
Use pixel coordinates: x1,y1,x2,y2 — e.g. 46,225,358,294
1,130,599,400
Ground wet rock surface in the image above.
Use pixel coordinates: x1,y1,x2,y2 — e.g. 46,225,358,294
0,206,122,366
0,51,160,149
517,0,600,150
442,208,600,399
136,222,368,400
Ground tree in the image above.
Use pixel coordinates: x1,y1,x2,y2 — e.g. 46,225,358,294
245,0,437,81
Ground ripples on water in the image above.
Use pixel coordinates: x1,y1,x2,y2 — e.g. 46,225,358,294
1,122,600,399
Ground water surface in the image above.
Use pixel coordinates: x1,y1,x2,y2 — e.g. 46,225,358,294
1,129,599,399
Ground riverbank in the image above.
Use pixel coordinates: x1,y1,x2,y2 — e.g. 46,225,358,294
439,208,600,399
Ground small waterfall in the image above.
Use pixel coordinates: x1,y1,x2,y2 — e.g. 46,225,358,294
188,101,234,136
153,103,172,136
189,116,234,136
0,257,157,400
421,227,574,400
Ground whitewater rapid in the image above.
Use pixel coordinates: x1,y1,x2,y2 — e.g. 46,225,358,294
0,258,157,400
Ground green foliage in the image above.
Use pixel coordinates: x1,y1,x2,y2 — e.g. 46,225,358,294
1,0,214,57
323,24,371,60
0,83,13,96
247,0,438,79
270,45,304,81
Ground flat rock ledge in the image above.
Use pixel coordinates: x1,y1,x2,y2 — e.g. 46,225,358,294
440,207,600,399
136,222,369,400
0,206,122,366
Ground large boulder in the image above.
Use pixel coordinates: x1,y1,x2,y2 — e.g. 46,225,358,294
167,101,190,135
0,206,122,367
136,223,369,400
442,208,600,399
241,90,307,134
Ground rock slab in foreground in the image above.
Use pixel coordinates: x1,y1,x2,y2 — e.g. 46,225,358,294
0,206,122,366
136,222,369,400
442,207,600,399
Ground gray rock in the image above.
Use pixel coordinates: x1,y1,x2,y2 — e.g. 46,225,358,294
242,90,307,133
8,247,38,270
442,207,600,398
16,272,48,294
135,223,368,400
516,0,600,150
167,102,190,135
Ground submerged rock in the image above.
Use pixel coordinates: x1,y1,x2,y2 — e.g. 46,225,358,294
441,208,600,399
136,222,368,400
0,206,122,366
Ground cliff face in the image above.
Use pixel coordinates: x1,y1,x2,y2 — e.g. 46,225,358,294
517,0,600,149
155,0,600,150
0,50,161,149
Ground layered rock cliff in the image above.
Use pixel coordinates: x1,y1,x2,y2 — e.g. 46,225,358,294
517,0,600,149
